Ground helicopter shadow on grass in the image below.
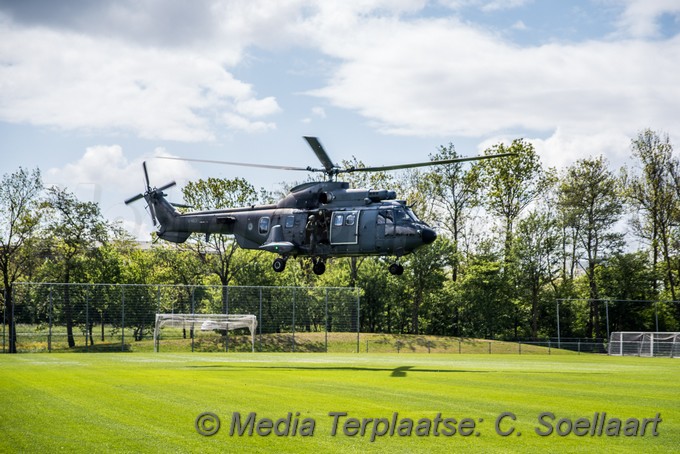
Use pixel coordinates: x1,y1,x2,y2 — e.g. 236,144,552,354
183,363,492,378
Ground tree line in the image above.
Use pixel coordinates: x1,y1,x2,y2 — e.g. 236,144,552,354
2,129,680,352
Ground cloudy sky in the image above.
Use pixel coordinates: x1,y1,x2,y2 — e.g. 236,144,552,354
1,0,679,239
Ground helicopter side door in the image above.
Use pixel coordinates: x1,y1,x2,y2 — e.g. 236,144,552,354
329,211,359,245
375,208,395,253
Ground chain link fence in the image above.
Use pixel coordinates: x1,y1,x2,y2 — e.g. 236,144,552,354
3,284,653,355
2,284,360,353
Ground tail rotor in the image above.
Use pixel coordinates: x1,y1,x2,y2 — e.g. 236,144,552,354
124,161,176,226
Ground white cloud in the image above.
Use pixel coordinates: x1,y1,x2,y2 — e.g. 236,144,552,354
529,128,632,171
436,0,531,12
301,12,680,165
0,12,280,141
2,0,680,175
479,0,532,12
616,0,680,38
222,112,277,133
235,97,281,117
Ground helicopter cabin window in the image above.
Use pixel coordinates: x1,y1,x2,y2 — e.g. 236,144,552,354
334,214,344,227
285,215,295,229
258,216,270,234
345,214,356,226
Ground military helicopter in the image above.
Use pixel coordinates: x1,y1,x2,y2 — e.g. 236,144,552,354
125,137,511,275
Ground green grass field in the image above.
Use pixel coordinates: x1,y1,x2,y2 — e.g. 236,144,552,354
1,353,678,453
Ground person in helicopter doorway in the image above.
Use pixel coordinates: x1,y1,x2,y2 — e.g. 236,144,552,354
306,214,318,255
317,210,330,244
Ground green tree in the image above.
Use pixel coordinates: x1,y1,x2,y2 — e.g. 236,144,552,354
597,252,656,332
513,209,561,339
559,156,624,338
79,227,135,345
422,144,477,282
43,187,110,348
404,237,451,334
471,139,554,262
626,129,678,299
0,167,43,353
455,255,512,339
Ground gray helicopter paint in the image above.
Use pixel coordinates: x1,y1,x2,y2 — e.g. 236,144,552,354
146,181,433,260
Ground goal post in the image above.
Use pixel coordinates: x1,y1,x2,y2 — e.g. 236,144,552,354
608,332,680,357
154,314,258,352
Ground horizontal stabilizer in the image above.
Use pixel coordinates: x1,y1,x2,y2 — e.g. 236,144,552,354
157,230,191,243
260,224,296,254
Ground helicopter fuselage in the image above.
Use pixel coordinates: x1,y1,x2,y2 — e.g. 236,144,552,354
147,180,436,274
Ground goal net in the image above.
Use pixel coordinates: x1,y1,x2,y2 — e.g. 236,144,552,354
154,314,257,352
608,332,680,357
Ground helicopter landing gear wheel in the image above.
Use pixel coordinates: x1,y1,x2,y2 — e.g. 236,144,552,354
388,263,404,276
273,257,287,273
312,259,326,275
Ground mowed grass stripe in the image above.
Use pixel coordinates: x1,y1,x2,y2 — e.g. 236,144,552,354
1,354,677,453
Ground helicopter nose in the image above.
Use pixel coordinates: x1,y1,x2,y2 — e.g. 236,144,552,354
421,228,437,244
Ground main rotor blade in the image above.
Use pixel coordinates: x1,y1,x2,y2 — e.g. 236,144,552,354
156,156,311,172
339,152,516,173
156,181,177,192
303,136,337,173
143,161,151,189
124,193,144,205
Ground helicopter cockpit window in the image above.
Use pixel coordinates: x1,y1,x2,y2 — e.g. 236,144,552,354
334,214,344,227
258,216,270,234
285,215,295,229
377,210,393,225
345,214,356,226
405,207,420,222
394,208,411,224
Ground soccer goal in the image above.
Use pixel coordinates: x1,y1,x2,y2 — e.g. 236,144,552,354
608,332,680,358
154,314,258,352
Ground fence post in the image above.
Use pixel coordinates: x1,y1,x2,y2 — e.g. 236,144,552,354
2,288,5,353
324,288,328,353
556,300,561,349
518,341,521,355
48,287,53,353
605,300,610,344
85,289,89,352
292,288,296,353
191,286,195,353
356,287,360,354
259,287,262,352
12,287,16,353
121,287,125,352
655,301,659,332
